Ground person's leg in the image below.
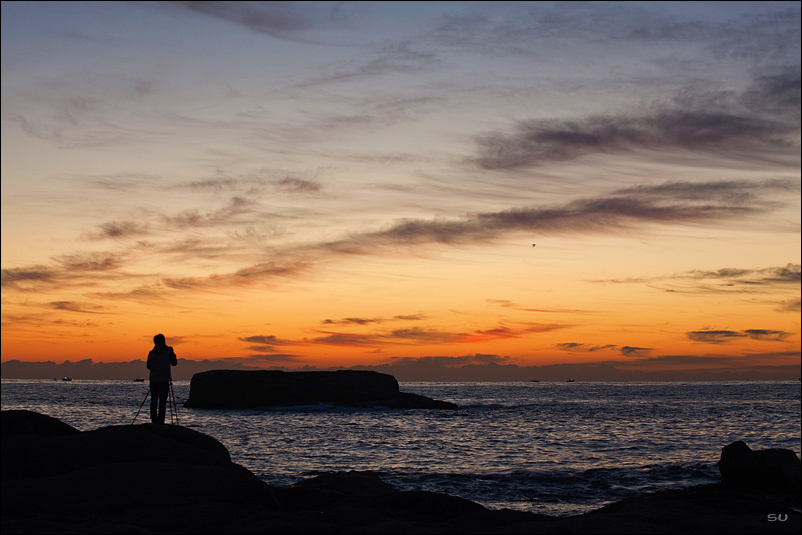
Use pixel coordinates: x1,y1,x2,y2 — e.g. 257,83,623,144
150,382,168,424
150,383,160,423
156,385,168,424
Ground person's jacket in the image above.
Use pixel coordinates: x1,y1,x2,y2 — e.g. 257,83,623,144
147,345,177,382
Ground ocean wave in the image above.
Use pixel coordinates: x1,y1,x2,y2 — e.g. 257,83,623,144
338,461,721,516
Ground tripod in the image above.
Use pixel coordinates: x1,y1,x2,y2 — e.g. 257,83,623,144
132,382,179,425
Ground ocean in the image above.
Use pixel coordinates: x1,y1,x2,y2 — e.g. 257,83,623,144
1,379,799,517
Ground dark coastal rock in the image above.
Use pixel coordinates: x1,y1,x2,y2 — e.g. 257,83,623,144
276,471,494,528
1,410,276,533
2,411,800,534
1,409,80,437
1,410,249,483
718,440,802,495
183,369,458,409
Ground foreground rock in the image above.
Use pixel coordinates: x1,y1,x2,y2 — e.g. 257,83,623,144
718,440,801,495
183,369,458,409
2,410,799,534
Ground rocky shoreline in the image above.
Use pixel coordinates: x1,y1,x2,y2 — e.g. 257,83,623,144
2,410,799,534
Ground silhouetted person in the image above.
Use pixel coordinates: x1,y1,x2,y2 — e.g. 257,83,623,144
147,333,177,424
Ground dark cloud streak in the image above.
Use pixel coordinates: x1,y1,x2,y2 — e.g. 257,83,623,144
313,179,785,255
1,266,58,289
620,346,653,357
162,196,256,229
48,301,105,314
161,260,309,291
164,1,315,40
238,335,290,346
474,68,800,169
686,328,792,344
557,343,617,352
742,329,791,341
1,251,131,292
686,330,748,343
596,262,800,297
475,110,796,169
11,179,788,297
84,221,150,240
321,314,425,326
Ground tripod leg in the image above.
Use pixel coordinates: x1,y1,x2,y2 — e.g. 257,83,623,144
132,388,150,425
169,381,179,425
168,384,174,425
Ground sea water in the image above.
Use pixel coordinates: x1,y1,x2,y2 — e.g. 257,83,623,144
1,380,799,517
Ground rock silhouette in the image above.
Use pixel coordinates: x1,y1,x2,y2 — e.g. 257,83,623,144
183,369,458,409
2,410,800,534
718,440,801,495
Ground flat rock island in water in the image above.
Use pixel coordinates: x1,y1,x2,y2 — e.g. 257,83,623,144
183,369,458,409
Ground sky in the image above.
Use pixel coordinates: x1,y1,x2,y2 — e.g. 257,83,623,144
1,1,800,380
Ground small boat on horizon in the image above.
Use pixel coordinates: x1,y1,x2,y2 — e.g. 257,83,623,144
134,378,145,382
61,376,72,382
566,379,575,382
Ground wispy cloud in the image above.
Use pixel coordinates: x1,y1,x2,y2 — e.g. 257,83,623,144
175,173,322,195
557,343,617,353
612,178,798,205
163,1,322,42
1,251,131,292
161,261,309,291
473,68,800,169
237,353,304,365
91,286,165,303
309,179,792,256
612,353,745,366
626,7,800,65
0,312,102,330
780,298,801,312
309,332,383,347
238,335,291,346
620,346,654,357
162,196,256,229
686,330,747,344
299,42,439,87
556,343,655,357
435,2,799,66
54,252,126,272
686,328,792,344
4,180,794,299
321,314,425,326
84,221,151,241
474,109,796,169
609,350,801,370
594,262,801,297
47,300,106,314
389,354,512,367
275,177,321,193
742,329,792,341
83,196,260,243
236,320,567,353
741,67,802,114
1,266,58,289
685,264,801,284
487,299,592,314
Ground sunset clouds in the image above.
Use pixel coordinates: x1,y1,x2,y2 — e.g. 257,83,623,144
1,2,799,379
474,67,800,169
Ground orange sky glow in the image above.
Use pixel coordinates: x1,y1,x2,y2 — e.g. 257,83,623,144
2,2,800,380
